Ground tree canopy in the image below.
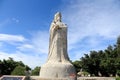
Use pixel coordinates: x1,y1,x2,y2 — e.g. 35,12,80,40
31,66,40,76
11,65,26,75
0,57,31,75
72,36,120,77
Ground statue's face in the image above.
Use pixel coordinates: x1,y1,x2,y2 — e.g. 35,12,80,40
54,13,61,22
56,16,61,22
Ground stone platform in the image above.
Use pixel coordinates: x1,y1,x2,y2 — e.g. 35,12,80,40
31,76,68,80
0,76,116,80
31,76,115,80
77,77,115,80
31,76,75,80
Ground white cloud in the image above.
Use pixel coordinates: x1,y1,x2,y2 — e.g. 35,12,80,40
61,0,120,59
31,31,49,54
62,0,120,46
12,18,19,23
0,42,3,47
0,32,49,68
17,44,34,51
0,34,26,42
0,51,46,69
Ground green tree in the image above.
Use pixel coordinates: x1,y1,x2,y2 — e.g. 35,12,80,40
2,58,16,75
31,66,40,75
81,51,101,76
11,66,26,75
117,70,120,76
117,36,120,57
0,57,31,75
72,60,82,73
99,45,117,76
80,36,120,76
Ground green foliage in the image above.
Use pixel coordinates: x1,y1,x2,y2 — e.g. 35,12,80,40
73,36,120,77
11,66,25,75
117,70,120,76
72,60,82,73
31,66,40,75
25,65,31,71
82,71,90,76
117,36,120,57
116,77,120,80
0,57,31,75
80,51,101,76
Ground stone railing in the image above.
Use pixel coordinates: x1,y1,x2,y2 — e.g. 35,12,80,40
0,75,26,80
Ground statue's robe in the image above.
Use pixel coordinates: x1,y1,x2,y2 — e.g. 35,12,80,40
47,21,69,63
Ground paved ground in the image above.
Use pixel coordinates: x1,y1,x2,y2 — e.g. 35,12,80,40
77,77,115,80
31,76,116,80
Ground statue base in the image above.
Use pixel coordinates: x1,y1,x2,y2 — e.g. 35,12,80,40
40,62,77,80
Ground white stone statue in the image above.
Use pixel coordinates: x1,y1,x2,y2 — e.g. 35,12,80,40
47,12,69,63
40,12,76,80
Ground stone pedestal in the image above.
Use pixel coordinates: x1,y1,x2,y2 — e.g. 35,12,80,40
40,62,76,80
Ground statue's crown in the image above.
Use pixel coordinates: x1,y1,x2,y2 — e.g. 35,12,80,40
55,12,61,17
54,12,61,22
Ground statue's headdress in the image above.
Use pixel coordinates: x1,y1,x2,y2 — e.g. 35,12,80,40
54,12,61,22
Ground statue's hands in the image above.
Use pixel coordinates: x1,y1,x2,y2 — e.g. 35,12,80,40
53,25,59,31
53,22,61,30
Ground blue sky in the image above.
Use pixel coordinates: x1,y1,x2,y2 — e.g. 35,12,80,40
0,0,120,69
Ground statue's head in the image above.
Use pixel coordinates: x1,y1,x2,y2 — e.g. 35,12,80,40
54,12,61,22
